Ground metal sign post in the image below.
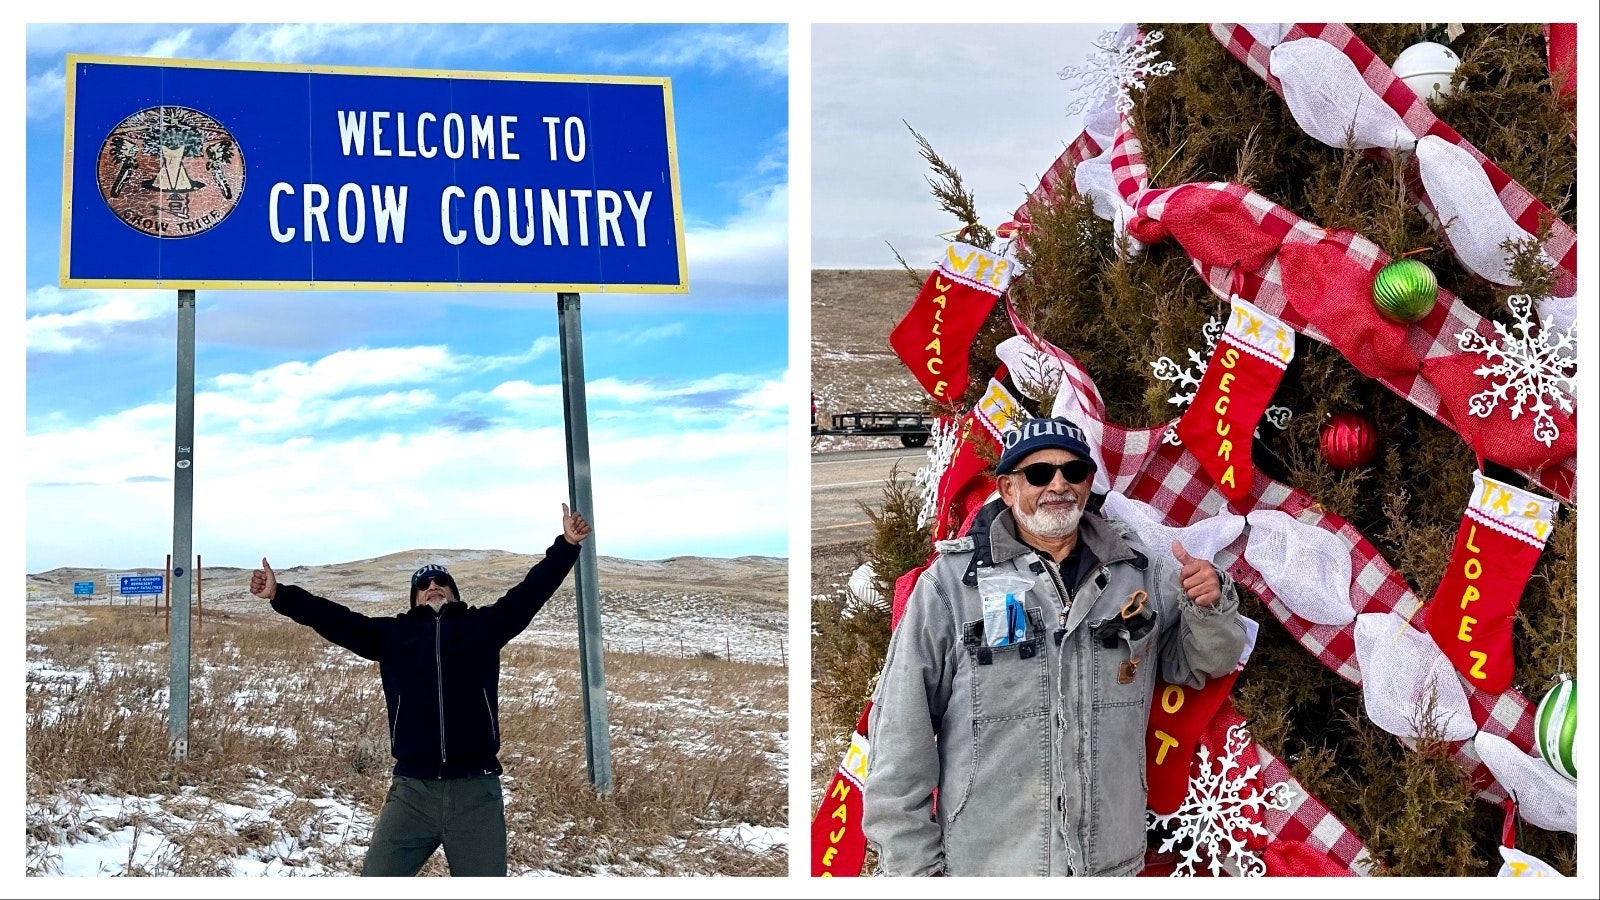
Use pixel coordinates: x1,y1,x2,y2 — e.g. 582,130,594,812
557,292,613,794
168,289,196,762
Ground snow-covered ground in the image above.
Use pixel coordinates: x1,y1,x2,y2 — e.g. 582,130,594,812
25,571,789,878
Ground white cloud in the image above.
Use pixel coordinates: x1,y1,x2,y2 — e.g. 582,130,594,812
27,330,787,570
812,24,1110,268
685,182,787,291
26,68,66,120
592,322,686,347
27,394,787,571
590,26,787,79
26,287,173,353
208,346,459,399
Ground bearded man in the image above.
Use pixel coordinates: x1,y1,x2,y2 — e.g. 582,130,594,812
862,417,1246,876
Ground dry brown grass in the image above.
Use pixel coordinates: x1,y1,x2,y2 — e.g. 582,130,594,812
26,606,787,877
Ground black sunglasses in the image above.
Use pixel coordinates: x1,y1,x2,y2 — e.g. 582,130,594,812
414,575,454,591
1017,459,1094,487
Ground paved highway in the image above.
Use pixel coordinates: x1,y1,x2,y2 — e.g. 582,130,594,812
811,447,927,546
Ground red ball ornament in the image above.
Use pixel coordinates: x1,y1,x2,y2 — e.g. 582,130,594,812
1320,412,1378,470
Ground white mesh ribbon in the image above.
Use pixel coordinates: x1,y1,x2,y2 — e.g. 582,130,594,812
1535,296,1577,362
1473,731,1577,834
1497,846,1566,877
847,562,882,609
1048,369,1113,497
1416,136,1552,287
1351,612,1478,741
1073,150,1143,254
1242,509,1355,626
1270,39,1417,151
995,335,1065,403
1101,491,1246,564
1242,23,1289,48
1068,40,1145,259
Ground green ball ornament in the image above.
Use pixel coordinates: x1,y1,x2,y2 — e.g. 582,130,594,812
1534,675,1577,781
1371,258,1438,323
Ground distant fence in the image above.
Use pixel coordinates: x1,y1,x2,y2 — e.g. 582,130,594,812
602,635,787,667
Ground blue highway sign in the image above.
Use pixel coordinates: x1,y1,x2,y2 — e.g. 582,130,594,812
73,581,95,595
120,575,165,595
62,55,687,293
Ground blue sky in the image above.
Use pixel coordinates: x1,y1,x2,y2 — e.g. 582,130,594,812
23,23,789,571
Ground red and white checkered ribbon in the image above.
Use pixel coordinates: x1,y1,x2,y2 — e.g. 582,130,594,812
1208,23,1577,298
1010,29,1577,505
1254,739,1372,873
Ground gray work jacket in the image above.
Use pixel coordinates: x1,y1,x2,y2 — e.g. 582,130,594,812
862,501,1246,876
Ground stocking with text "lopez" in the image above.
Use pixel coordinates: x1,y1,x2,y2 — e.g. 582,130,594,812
1424,472,1555,696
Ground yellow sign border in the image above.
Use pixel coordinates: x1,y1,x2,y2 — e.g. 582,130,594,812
60,53,690,294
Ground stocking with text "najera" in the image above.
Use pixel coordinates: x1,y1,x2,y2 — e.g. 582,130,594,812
1175,297,1295,502
1423,471,1556,696
889,241,1017,404
811,703,872,877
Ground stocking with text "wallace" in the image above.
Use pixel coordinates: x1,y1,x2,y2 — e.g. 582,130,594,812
889,242,1018,404
1423,472,1556,696
1175,298,1295,502
1146,616,1259,814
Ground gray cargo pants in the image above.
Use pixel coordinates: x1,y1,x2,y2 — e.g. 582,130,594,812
360,774,507,876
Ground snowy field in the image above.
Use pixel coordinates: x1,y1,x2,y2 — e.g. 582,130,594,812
25,595,788,877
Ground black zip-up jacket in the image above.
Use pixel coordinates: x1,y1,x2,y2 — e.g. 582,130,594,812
270,536,581,779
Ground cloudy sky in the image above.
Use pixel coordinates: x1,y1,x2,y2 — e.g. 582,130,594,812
23,24,788,572
813,24,1112,269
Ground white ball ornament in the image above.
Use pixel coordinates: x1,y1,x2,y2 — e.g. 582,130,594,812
1392,41,1460,103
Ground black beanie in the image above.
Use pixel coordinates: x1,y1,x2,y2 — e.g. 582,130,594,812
409,564,459,607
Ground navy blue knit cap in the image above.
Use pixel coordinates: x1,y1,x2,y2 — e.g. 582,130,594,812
995,416,1097,475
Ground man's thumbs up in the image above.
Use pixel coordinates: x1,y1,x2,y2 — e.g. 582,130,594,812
1171,541,1221,608
251,557,278,600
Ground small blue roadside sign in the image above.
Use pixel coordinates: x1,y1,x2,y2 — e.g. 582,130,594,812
73,581,95,595
120,575,165,595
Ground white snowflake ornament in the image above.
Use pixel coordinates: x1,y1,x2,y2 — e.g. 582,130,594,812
913,417,962,529
1148,722,1296,877
1153,315,1291,445
1456,294,1577,448
1061,28,1176,116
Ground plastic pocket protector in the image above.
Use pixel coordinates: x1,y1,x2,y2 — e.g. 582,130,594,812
978,573,1035,647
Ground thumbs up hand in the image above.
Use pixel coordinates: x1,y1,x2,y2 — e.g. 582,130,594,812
251,557,278,600
562,503,592,545
1171,541,1221,608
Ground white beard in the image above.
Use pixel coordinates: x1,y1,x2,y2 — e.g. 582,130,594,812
1014,492,1083,538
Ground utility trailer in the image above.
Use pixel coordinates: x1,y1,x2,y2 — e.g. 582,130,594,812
812,410,935,447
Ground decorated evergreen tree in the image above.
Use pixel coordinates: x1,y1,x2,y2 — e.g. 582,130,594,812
813,22,1577,877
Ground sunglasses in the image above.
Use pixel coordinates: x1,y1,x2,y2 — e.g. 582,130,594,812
414,575,454,591
1016,459,1094,487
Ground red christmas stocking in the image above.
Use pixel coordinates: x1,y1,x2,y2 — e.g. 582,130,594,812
1146,618,1258,814
1175,297,1295,502
812,703,872,876
1146,670,1243,814
930,368,1018,541
889,242,1016,404
1424,472,1556,695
